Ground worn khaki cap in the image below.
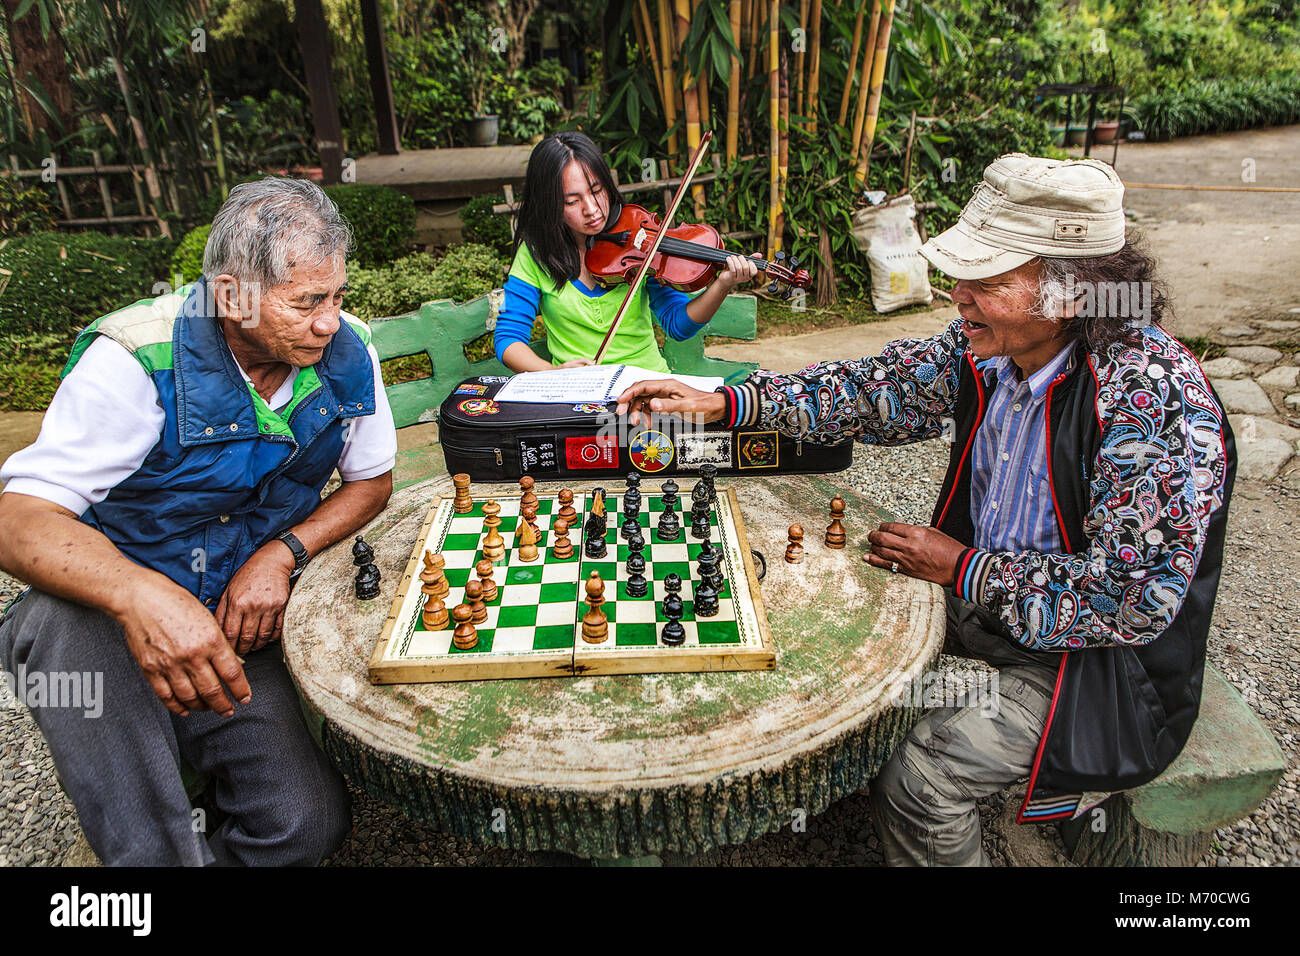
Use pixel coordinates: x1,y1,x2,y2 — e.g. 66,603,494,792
920,153,1126,280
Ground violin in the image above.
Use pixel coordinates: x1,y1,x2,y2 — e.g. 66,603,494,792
586,203,813,298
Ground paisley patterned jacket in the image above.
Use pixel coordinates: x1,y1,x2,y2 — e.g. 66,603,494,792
723,317,1237,814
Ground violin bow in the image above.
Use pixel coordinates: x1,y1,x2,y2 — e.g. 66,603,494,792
592,130,714,366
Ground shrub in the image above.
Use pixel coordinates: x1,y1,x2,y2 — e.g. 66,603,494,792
0,231,176,338
324,183,417,267
169,225,211,284
460,194,513,257
1130,74,1300,140
0,176,58,235
344,244,507,319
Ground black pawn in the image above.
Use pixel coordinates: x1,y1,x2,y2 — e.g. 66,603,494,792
657,506,681,541
660,479,679,509
690,499,711,540
661,593,686,646
663,572,683,597
621,513,641,540
625,552,648,598
693,579,719,617
354,561,381,600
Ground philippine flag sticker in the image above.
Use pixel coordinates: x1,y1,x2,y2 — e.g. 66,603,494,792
629,429,674,473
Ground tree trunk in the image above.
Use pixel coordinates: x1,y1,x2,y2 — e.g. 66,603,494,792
766,0,780,259
294,0,345,186
1,0,76,138
674,0,704,216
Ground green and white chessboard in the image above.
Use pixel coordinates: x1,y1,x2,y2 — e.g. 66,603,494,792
369,486,775,683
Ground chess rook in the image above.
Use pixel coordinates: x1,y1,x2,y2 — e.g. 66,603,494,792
452,473,473,514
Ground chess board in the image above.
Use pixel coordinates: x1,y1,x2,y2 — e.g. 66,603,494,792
368,486,775,683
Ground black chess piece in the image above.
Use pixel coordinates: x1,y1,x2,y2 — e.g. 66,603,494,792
664,572,683,597
627,531,646,562
693,579,719,617
585,487,609,558
657,505,681,541
626,471,642,494
621,513,641,540
352,535,375,567
354,561,381,600
625,552,648,598
699,464,718,503
690,498,711,540
691,480,710,507
698,541,724,592
661,592,686,646
660,479,679,509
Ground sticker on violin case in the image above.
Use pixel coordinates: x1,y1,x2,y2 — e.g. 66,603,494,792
457,399,499,416
737,431,779,469
676,433,732,469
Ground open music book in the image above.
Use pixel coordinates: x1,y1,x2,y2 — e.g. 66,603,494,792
493,364,724,405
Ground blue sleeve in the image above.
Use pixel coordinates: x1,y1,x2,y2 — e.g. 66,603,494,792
647,279,703,341
494,275,543,362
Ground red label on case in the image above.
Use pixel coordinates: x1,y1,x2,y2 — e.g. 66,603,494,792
565,435,618,469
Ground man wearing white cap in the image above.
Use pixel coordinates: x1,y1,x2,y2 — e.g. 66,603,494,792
616,154,1236,865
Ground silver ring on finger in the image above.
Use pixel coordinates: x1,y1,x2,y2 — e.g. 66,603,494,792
890,562,899,573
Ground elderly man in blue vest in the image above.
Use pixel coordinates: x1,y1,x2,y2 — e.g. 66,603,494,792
0,178,396,865
616,155,1235,865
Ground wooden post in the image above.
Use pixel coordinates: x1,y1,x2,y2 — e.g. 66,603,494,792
294,0,345,185
837,3,865,128
766,0,780,259
727,0,741,160
359,0,400,155
91,149,114,223
805,0,822,134
850,0,881,162
854,0,896,185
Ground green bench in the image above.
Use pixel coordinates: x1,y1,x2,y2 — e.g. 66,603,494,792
367,289,760,489
1057,662,1285,866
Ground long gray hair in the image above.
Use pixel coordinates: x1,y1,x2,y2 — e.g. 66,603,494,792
202,178,353,287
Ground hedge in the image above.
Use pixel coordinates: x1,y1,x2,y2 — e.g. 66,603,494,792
324,183,417,267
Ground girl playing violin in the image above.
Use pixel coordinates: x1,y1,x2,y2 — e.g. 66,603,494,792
494,131,760,373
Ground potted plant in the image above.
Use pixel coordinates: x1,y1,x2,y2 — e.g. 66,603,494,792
455,8,506,146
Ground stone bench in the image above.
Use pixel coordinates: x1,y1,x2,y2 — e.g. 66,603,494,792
367,289,761,489
1057,662,1285,866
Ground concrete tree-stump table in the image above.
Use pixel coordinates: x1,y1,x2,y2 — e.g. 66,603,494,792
283,472,945,861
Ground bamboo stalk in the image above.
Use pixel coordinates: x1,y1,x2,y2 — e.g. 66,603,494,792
837,3,866,128
855,0,897,185
674,0,705,215
746,0,761,82
637,0,665,109
794,0,809,119
850,0,882,163
109,54,170,238
657,0,680,160
766,0,780,258
727,0,741,160
776,48,789,246
806,0,822,134
692,0,711,131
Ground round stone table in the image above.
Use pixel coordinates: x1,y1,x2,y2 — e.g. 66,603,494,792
283,472,945,860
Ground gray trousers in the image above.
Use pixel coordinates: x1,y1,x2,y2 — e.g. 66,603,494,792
0,589,351,866
870,589,1059,866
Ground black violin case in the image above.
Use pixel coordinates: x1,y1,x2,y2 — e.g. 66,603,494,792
437,376,853,482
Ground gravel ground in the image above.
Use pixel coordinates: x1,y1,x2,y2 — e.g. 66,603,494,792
1,437,1296,866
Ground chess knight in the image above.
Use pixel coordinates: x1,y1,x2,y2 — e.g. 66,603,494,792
0,179,397,865
615,155,1236,867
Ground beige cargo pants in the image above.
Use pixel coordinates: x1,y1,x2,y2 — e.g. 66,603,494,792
870,589,1059,866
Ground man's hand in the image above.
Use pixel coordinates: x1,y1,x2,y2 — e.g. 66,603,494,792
118,576,251,718
616,380,727,428
215,541,295,656
865,522,966,586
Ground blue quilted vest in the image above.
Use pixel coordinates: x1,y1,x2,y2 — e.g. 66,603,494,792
62,278,377,609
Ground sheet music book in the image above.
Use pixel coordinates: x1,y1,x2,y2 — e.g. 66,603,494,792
493,364,724,405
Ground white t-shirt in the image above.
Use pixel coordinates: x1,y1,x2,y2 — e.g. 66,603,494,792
0,334,397,516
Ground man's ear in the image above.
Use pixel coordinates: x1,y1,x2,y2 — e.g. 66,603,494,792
211,274,240,319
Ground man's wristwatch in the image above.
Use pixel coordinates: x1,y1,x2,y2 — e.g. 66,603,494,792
277,531,310,582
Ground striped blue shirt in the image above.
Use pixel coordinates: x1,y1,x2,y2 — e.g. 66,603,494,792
969,342,1078,554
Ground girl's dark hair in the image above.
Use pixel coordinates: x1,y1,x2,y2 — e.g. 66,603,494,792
512,131,621,291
